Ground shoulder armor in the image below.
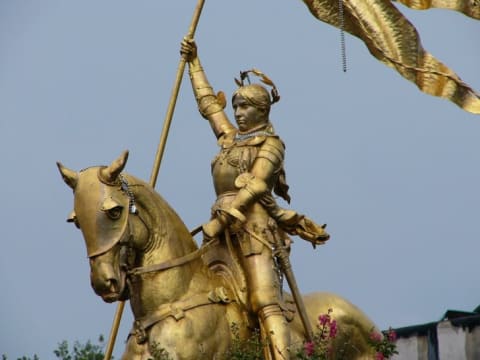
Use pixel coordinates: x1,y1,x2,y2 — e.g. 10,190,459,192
257,136,285,165
217,131,237,148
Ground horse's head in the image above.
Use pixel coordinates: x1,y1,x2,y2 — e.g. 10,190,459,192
57,150,148,302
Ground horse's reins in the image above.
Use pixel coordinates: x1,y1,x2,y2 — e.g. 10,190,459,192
126,224,277,277
127,226,217,277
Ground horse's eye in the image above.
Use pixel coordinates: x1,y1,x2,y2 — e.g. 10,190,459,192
106,206,123,220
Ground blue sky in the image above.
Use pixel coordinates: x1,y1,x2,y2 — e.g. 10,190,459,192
1,1,479,358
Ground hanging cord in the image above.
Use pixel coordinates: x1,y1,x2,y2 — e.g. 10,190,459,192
339,0,347,72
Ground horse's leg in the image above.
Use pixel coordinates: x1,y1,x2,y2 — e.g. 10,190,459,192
121,336,152,360
147,305,233,360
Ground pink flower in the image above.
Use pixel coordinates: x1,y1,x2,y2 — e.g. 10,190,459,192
388,329,397,342
329,320,338,338
318,308,333,326
304,341,315,356
375,352,385,360
318,314,330,326
370,331,383,343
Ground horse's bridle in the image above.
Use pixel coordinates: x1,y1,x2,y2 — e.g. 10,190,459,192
115,174,213,278
119,174,138,215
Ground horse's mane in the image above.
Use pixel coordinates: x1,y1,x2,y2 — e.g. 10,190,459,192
123,173,198,253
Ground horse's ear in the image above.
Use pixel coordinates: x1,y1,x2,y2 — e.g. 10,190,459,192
99,150,129,184
57,162,78,189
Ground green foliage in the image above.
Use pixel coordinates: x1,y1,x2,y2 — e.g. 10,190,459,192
220,310,399,360
3,316,398,360
53,335,107,360
367,328,399,360
57,335,105,360
294,311,399,360
2,353,39,360
148,343,173,360
294,309,338,360
1,335,109,360
222,323,265,360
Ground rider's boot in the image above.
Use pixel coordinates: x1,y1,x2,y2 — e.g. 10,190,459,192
259,304,290,360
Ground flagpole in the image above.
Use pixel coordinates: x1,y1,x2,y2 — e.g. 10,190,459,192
102,301,125,360
103,1,206,359
149,0,206,186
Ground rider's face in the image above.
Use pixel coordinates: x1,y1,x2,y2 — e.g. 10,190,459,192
233,95,267,132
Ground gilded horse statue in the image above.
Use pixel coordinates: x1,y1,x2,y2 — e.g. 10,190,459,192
57,151,377,359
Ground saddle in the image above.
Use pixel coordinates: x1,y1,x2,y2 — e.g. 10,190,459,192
200,230,297,324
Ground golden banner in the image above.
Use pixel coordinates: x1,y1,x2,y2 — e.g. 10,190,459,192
396,0,479,19
302,0,480,114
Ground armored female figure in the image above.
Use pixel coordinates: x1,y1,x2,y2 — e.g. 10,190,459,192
181,38,329,359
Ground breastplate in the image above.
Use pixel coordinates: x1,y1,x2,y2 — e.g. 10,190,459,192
211,143,256,196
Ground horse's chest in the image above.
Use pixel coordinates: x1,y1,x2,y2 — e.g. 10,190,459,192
147,306,231,359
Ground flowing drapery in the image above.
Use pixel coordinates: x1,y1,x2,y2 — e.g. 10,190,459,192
302,0,480,114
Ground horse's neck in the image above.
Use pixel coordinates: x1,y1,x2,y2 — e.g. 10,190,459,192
128,176,210,312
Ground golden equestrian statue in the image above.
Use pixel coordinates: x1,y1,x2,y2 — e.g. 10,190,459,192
56,0,480,353
58,151,377,359
57,38,378,359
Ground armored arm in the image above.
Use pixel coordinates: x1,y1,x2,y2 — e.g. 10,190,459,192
181,38,235,139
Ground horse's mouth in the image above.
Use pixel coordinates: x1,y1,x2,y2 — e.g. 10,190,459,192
101,292,121,303
99,283,129,303
96,282,123,302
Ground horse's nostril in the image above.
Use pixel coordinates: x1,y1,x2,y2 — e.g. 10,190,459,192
106,278,118,293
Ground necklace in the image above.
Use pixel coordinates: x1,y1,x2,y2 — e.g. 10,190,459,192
234,130,272,141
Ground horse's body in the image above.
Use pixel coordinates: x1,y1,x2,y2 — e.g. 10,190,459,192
58,151,376,359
